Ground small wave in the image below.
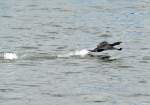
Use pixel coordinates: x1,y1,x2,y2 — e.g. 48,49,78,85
0,53,18,60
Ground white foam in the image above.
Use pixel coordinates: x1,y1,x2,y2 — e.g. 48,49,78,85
3,53,18,60
74,49,90,57
57,49,90,58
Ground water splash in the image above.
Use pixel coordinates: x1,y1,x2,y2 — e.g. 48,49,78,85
57,49,90,58
0,53,18,60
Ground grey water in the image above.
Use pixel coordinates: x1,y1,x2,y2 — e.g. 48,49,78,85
0,0,150,105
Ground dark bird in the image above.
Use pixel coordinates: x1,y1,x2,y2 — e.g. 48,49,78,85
89,41,122,52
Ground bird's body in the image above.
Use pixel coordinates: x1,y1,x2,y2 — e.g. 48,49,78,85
89,41,122,52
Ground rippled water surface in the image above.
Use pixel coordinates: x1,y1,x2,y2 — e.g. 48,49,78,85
0,0,150,105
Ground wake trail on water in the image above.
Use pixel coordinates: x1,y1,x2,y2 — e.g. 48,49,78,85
0,49,122,61
0,49,90,61
18,49,90,60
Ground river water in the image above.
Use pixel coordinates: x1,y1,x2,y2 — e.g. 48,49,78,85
0,0,150,105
